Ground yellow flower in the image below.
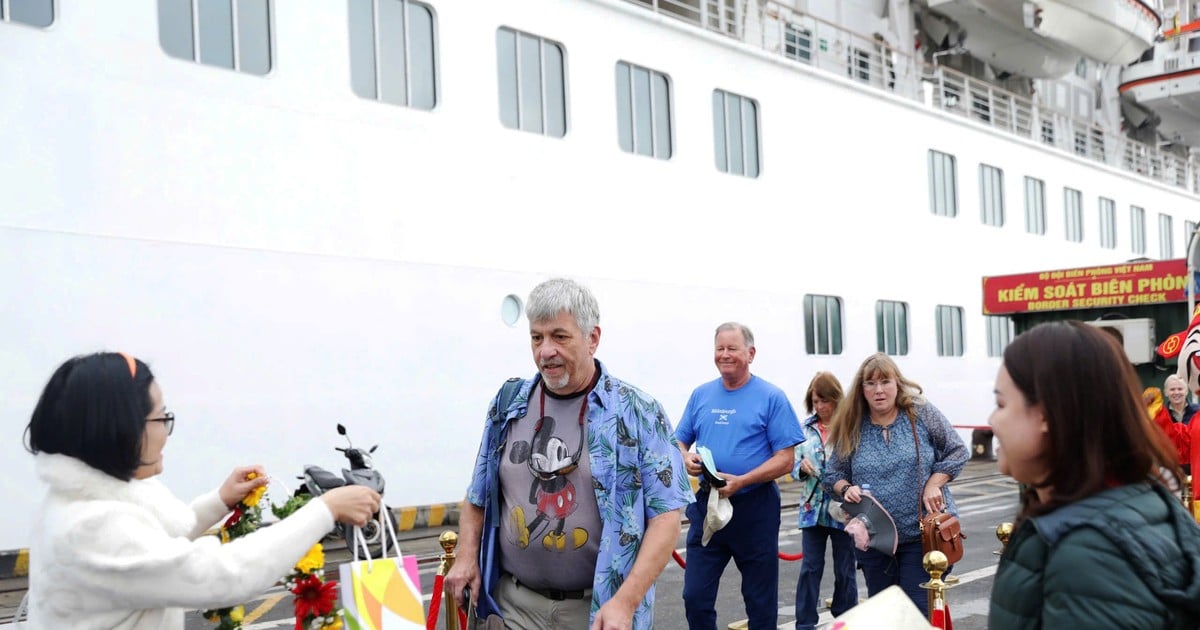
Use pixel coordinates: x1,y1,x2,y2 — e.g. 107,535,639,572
229,606,245,623
322,620,343,630
295,543,325,574
220,528,231,544
243,483,267,508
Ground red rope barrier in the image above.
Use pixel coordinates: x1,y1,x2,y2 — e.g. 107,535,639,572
671,548,802,568
459,609,468,629
427,574,444,630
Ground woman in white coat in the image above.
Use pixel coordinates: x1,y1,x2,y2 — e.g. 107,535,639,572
22,351,381,630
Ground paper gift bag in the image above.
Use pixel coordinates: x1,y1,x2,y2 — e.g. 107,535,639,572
339,510,426,630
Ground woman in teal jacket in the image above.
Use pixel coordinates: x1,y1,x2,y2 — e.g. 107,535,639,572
988,321,1200,628
791,372,857,630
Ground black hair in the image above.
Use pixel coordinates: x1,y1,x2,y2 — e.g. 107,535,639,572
25,352,155,481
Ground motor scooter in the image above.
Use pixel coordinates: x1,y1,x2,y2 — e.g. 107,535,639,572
297,423,392,558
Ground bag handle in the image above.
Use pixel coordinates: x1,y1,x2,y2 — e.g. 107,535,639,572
350,506,404,574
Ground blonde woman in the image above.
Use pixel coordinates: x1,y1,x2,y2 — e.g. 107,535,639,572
822,353,967,616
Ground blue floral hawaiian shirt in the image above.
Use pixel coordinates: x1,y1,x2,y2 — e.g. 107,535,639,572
466,360,694,629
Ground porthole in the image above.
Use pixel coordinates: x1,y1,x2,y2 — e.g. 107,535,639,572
501,294,523,327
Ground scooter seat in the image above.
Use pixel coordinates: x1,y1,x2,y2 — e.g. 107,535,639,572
305,466,346,489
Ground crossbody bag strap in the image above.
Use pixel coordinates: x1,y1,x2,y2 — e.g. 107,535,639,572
910,416,925,522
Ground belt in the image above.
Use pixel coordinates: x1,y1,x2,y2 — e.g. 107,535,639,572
509,574,591,601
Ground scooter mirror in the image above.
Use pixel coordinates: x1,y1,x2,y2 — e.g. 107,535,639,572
337,424,347,436
370,445,378,453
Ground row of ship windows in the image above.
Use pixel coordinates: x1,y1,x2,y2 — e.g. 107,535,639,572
801,295,1013,359
928,150,1195,257
13,3,1190,208
5,0,768,177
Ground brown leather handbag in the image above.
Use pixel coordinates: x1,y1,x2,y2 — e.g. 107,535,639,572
911,419,966,564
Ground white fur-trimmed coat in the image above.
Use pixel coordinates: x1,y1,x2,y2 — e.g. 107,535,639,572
26,453,334,630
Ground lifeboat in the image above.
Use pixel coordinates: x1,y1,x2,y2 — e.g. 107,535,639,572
1119,18,1200,147
925,0,1161,78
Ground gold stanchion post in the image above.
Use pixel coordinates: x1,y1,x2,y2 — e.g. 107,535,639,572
440,531,459,630
920,550,956,624
994,522,1013,556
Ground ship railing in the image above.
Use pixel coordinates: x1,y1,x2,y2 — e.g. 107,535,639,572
623,0,1200,194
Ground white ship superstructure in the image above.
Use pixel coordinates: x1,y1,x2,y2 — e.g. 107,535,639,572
1,0,1197,550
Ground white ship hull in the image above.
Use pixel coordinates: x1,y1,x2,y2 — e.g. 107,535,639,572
1,0,1197,549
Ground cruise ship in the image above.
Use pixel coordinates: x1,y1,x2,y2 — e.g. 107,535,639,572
1,0,1198,552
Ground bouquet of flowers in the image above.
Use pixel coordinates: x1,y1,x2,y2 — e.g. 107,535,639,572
200,472,267,629
274,495,344,630
201,474,346,630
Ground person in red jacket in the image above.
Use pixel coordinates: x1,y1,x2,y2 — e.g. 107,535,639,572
1145,387,1190,468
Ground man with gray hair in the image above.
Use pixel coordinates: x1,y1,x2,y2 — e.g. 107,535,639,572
447,277,694,630
675,322,804,629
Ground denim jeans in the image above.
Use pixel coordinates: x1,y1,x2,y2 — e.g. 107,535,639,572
794,525,858,630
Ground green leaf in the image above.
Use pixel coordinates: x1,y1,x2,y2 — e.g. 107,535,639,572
344,615,365,630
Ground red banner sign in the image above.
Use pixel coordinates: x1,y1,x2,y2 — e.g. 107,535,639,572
982,259,1190,315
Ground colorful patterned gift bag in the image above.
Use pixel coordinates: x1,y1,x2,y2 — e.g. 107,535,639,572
339,509,425,630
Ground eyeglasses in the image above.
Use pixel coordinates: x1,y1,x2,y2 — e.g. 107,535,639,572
147,411,175,435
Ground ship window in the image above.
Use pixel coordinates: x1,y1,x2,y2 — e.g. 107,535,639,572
157,0,273,75
1131,205,1147,255
615,62,672,160
712,89,760,178
928,150,958,217
784,24,812,62
1159,213,1175,258
1064,187,1083,243
1152,213,1171,258
1074,58,1087,79
935,305,964,357
1098,197,1116,249
500,294,523,327
986,316,1014,358
349,0,438,110
497,27,567,138
875,300,909,356
1024,177,1046,235
1,0,54,27
1138,47,1155,63
979,164,1004,227
803,295,843,355
1190,37,1200,53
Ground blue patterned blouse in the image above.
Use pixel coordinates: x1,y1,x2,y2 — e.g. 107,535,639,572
822,401,968,542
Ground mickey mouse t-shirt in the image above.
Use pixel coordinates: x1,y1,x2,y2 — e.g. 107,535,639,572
497,381,602,591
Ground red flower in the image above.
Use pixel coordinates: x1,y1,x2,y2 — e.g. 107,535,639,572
223,505,244,529
291,574,338,620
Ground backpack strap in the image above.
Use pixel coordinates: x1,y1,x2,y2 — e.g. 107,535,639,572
495,377,524,423
477,377,525,620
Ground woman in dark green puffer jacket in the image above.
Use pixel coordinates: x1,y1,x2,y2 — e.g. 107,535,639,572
987,321,1200,629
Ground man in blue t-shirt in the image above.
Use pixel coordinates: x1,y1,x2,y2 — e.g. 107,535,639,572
675,322,805,630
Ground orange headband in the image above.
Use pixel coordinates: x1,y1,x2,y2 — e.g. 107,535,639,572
117,352,136,378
